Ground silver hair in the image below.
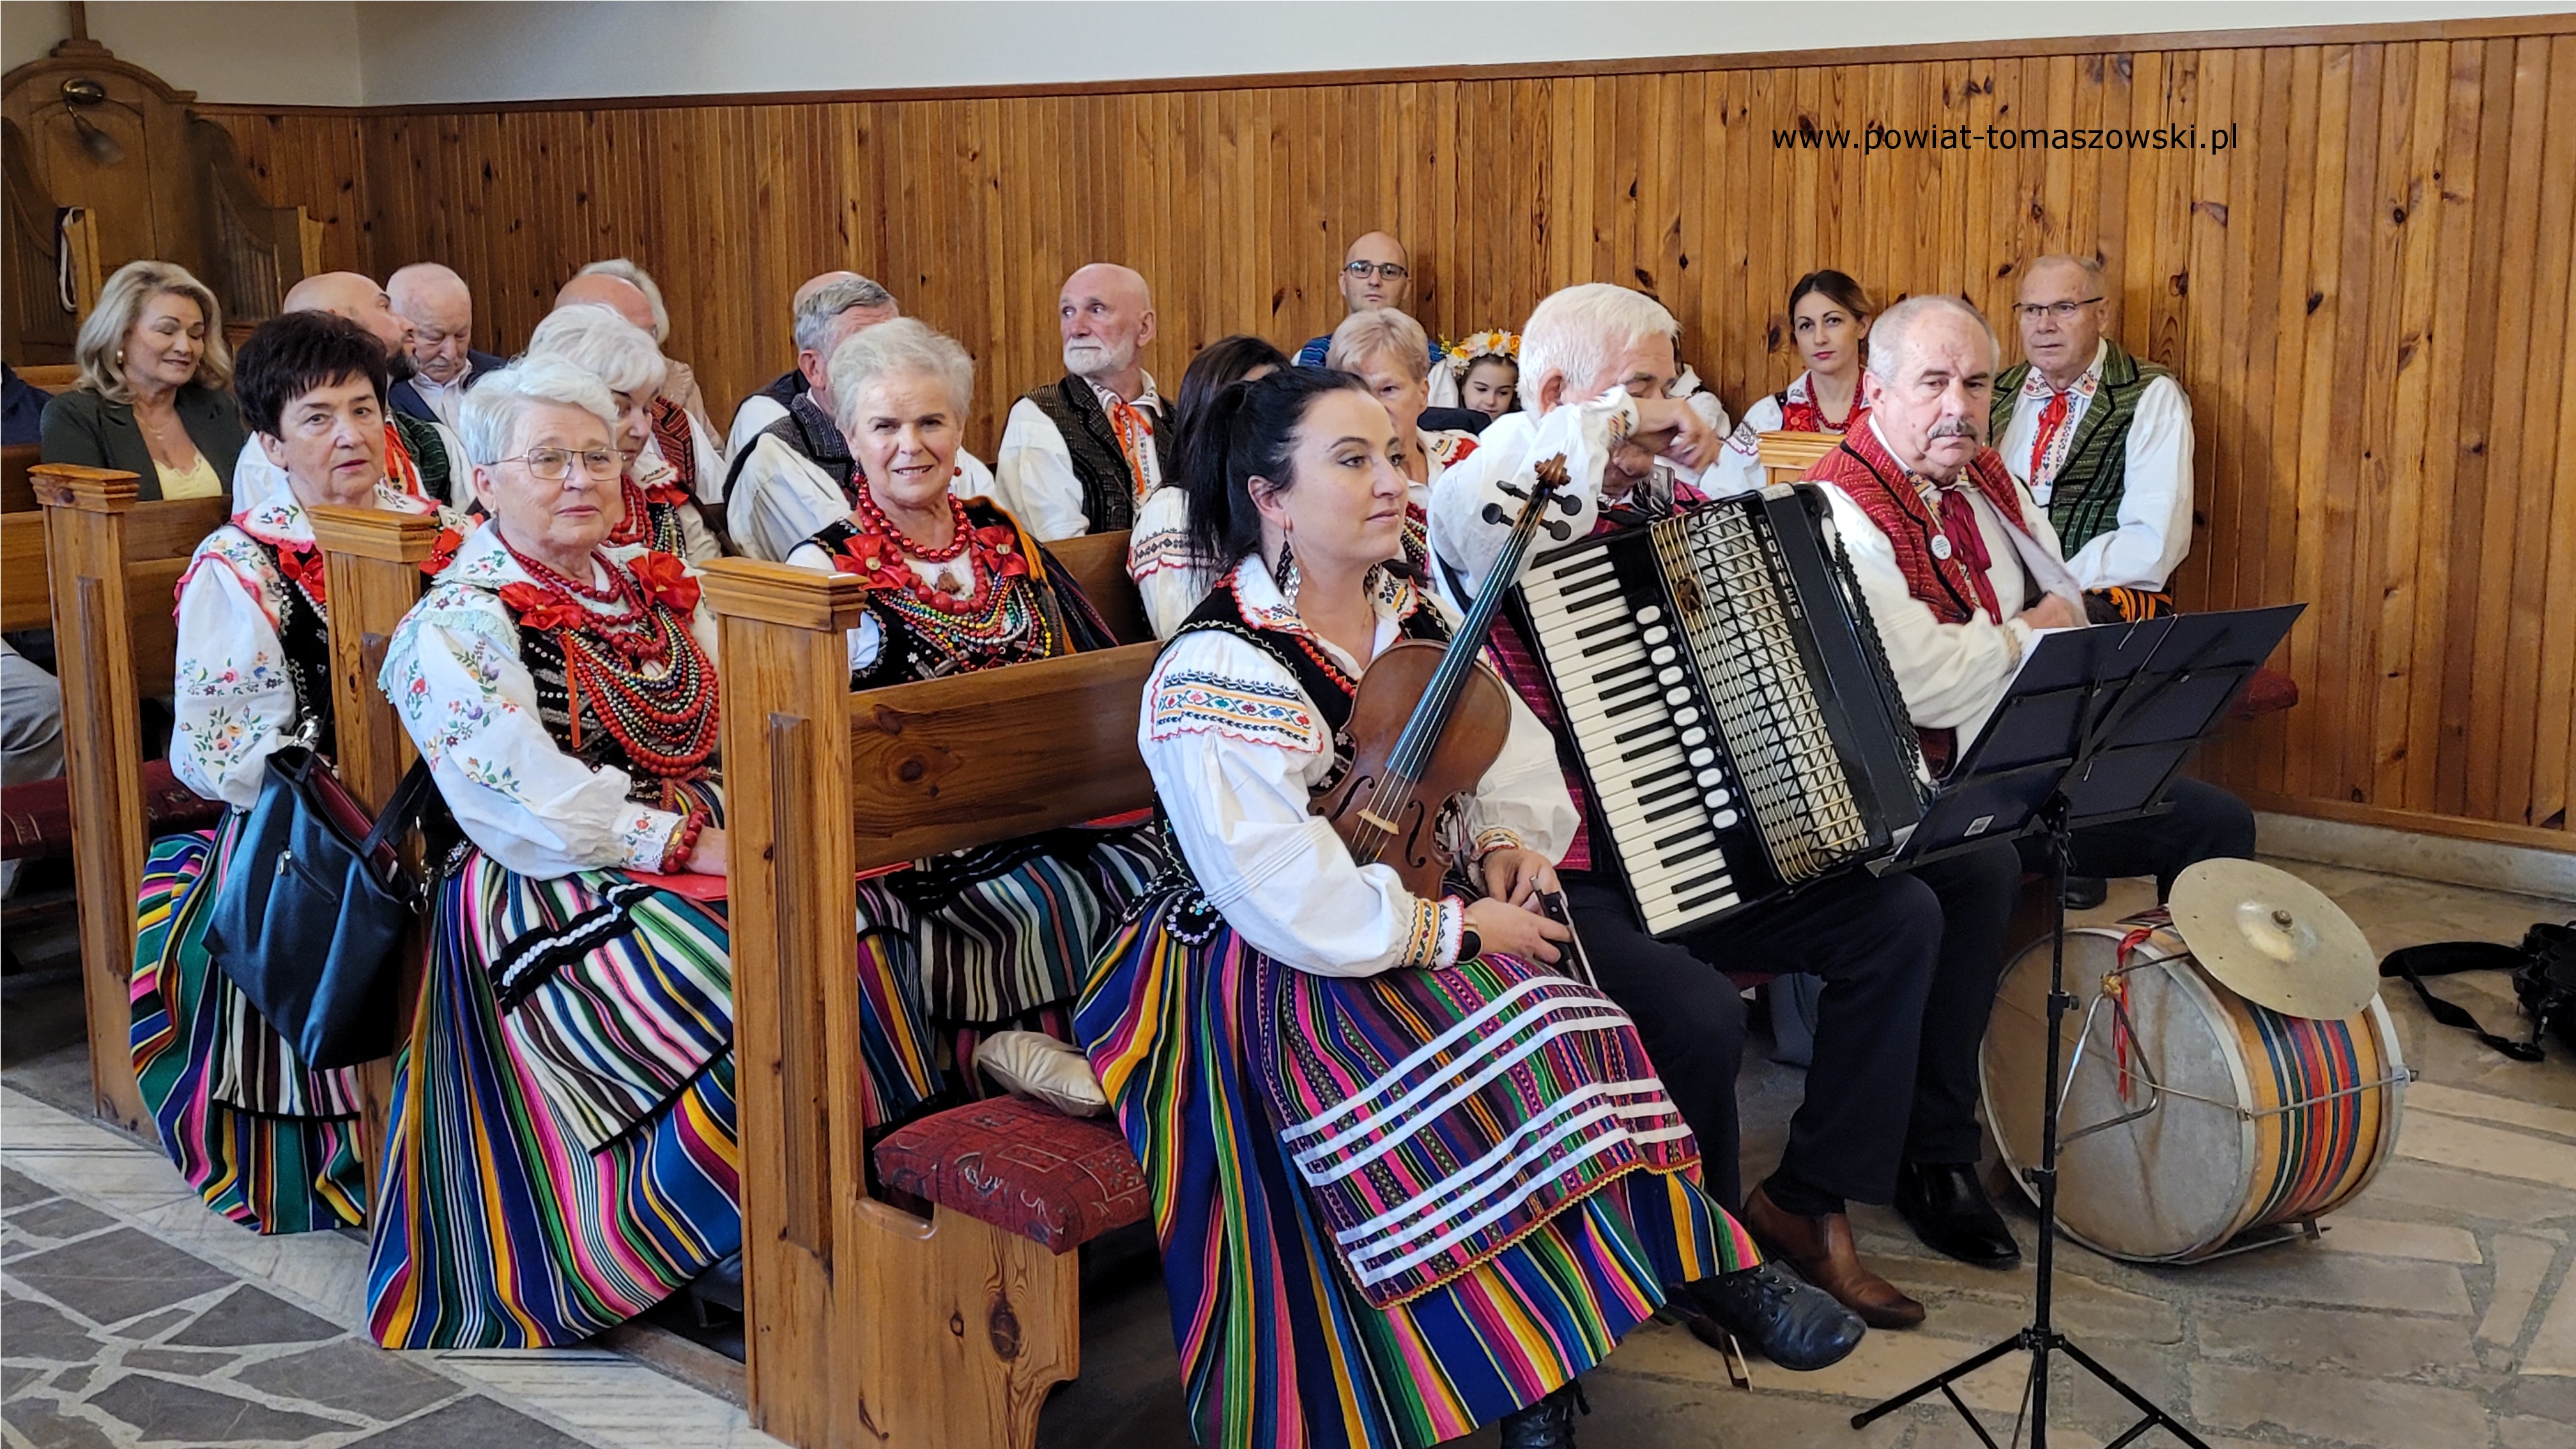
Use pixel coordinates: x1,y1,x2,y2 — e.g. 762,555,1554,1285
827,318,975,436
1325,307,1432,381
456,356,620,468
793,275,897,355
1866,295,2001,383
1515,284,1680,410
524,303,669,397
2025,253,2108,291
576,257,670,343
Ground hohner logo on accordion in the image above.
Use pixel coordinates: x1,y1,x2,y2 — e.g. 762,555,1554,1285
1513,485,1931,937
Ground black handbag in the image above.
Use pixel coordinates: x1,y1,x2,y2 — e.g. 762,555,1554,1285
2379,921,2576,1062
203,746,440,1070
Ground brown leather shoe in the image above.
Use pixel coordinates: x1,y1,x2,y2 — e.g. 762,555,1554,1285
1743,1186,1927,1330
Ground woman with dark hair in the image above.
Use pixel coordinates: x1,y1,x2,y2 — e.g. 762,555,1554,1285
132,311,455,1234
1709,268,1875,497
1127,334,1290,636
1077,371,1859,1449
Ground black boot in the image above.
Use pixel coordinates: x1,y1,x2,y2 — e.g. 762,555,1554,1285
1496,1379,1587,1449
1680,1262,1865,1371
2062,875,2109,910
1895,1162,2022,1266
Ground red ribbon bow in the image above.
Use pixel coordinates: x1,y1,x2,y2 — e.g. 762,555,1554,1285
973,525,1030,579
629,549,702,614
419,526,465,579
277,544,328,604
497,582,589,633
830,531,916,594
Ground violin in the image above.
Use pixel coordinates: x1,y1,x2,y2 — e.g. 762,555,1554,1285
1311,454,1581,900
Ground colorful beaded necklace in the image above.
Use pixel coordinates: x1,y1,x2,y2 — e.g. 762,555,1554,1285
498,543,719,777
831,493,1056,665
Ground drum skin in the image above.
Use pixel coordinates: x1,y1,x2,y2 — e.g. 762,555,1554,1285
1981,925,2406,1263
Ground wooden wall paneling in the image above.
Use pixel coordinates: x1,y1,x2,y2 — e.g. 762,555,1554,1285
2517,36,2576,831
186,19,2576,849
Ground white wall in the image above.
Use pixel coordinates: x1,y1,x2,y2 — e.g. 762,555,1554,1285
4,1,2561,108
353,0,2566,107
2,1,364,106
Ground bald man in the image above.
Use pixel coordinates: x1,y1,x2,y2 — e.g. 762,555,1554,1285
1294,231,1443,370
249,270,470,505
387,262,502,430
992,263,1167,540
725,270,894,459
558,266,720,454
554,270,724,510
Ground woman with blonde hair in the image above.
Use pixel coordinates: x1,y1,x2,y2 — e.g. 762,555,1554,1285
40,260,248,498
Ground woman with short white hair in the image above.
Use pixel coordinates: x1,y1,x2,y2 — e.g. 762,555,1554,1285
524,303,721,562
369,355,739,1348
778,318,1162,1135
1326,306,1480,572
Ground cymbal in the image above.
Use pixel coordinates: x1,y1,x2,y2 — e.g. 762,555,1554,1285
2168,859,2378,1020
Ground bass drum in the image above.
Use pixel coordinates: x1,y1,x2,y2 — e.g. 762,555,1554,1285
1980,923,2406,1263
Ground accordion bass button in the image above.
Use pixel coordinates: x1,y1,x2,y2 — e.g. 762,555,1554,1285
1680,727,1708,747
1714,809,1741,829
1696,768,1726,787
1665,687,1692,705
1642,625,1670,645
1688,747,1716,767
1638,606,1663,625
1675,707,1703,726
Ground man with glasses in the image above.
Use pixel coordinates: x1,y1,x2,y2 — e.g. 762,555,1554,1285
1991,254,2195,625
1294,232,1443,368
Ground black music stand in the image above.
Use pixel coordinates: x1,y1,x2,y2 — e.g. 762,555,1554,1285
1855,602,2301,1449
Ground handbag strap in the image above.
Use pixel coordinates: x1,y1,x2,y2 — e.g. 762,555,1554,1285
2378,940,2545,1062
358,757,441,860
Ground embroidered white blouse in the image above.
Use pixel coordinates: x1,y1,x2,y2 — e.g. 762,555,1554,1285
1141,558,1575,979
171,468,447,809
1429,387,1642,601
1707,370,1860,500
378,521,720,880
1128,426,1478,640
1994,339,2196,593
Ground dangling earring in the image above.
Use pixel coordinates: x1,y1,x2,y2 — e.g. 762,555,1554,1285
1273,535,1301,604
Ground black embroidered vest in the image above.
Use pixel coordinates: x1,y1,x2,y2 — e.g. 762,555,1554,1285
261,544,335,747
1018,376,1174,534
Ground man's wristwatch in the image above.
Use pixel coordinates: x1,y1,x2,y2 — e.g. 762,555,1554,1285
1457,925,1483,962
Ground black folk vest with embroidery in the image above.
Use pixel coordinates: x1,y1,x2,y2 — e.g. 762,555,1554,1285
1019,376,1173,533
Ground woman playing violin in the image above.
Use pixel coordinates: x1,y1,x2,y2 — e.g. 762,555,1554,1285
1075,369,1855,1449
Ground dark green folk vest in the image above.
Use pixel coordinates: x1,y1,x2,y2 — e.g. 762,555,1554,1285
390,409,455,507
1992,339,2174,554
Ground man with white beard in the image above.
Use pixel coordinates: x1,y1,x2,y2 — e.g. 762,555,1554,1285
992,262,1171,539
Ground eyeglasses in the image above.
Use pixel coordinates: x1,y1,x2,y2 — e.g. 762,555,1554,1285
2014,297,2103,321
502,447,623,481
1344,261,1411,282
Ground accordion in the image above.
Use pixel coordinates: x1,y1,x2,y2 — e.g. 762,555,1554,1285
1513,485,1931,936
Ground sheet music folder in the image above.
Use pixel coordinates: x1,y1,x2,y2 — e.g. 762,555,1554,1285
1884,602,2303,870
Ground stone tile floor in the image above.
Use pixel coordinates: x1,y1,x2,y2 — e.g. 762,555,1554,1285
5,856,2572,1448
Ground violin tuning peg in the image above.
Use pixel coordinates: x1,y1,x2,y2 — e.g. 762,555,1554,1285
1551,492,1583,516
1496,478,1533,502
1542,519,1572,542
1482,503,1510,525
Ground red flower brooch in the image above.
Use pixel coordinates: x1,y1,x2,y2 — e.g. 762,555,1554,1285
419,526,465,579
628,549,702,613
497,581,588,633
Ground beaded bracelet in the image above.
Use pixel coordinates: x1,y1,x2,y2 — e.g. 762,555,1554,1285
660,811,707,873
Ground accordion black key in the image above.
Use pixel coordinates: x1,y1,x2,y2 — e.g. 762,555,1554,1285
1513,485,1931,936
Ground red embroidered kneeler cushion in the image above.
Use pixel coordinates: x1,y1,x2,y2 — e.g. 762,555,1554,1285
1,761,224,863
872,1096,1148,1254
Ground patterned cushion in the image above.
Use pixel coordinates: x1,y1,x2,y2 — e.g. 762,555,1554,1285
0,761,222,862
873,1096,1147,1254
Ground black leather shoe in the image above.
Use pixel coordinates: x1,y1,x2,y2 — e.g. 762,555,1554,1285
1681,1262,1866,1371
1895,1162,2022,1267
2062,875,2110,910
1496,1379,1586,1448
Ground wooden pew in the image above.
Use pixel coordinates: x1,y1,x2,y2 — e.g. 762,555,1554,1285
4,441,40,512
702,530,1160,1449
306,503,445,1211
34,466,227,1131
1758,429,1841,486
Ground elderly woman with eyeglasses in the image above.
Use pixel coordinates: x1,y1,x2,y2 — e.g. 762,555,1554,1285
369,356,736,1349
524,302,723,562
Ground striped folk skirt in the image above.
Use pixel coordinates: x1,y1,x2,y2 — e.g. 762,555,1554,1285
365,847,740,1349
1077,887,1755,1449
855,824,1163,1129
130,814,367,1234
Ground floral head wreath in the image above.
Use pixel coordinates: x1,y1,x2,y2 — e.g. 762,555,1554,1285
1439,330,1521,379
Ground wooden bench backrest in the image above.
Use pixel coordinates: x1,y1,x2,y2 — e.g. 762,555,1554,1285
1758,429,1843,486
34,466,226,1130
4,443,38,513
15,365,79,392
703,532,1160,1449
